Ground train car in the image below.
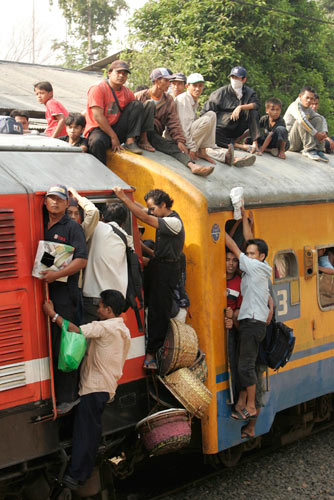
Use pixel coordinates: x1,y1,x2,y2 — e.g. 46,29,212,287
0,135,149,499
108,147,334,464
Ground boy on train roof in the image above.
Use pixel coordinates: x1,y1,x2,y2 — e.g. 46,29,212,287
256,98,289,159
284,85,328,162
10,109,30,131
34,81,69,138
58,113,88,152
135,67,214,177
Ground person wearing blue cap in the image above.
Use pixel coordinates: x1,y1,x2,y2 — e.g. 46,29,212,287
135,68,214,176
201,66,261,154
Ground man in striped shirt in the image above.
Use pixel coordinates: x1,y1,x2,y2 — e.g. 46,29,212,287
284,85,328,162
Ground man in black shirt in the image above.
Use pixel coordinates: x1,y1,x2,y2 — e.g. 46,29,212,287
201,66,261,153
43,185,88,414
113,187,184,370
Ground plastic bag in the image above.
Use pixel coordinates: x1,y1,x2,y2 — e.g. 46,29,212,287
230,187,244,220
58,319,87,372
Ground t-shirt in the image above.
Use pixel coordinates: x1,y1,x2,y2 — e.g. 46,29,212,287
58,135,88,148
227,274,242,311
238,253,272,323
45,98,69,137
80,317,131,398
318,255,334,269
155,211,185,260
84,80,135,137
259,115,286,136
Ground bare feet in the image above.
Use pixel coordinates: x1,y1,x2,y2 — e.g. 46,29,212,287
278,151,286,159
241,424,255,439
225,143,234,166
198,148,216,165
138,142,155,152
188,162,214,177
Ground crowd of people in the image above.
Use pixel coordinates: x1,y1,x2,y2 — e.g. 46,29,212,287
19,59,331,488
12,60,333,170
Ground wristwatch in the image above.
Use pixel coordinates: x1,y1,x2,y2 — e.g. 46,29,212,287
52,313,59,323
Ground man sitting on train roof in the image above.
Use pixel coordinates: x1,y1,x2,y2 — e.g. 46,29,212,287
113,187,184,370
84,60,144,164
284,85,328,162
43,289,131,490
10,109,30,132
42,185,88,414
200,66,261,154
225,223,272,421
175,72,256,166
135,67,214,177
311,93,334,155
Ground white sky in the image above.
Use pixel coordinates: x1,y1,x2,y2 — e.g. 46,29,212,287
0,0,147,66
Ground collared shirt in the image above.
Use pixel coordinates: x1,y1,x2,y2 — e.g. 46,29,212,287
175,90,199,151
43,212,88,301
155,211,185,260
80,317,131,398
83,221,128,298
238,253,272,323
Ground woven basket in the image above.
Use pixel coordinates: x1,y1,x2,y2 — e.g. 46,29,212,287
159,368,212,419
159,319,198,375
189,349,208,383
136,409,191,456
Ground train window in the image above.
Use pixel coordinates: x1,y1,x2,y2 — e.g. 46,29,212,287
274,251,298,281
317,246,334,310
88,196,133,236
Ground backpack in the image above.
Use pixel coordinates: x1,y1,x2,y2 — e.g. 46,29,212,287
0,116,23,135
111,225,144,331
257,319,295,370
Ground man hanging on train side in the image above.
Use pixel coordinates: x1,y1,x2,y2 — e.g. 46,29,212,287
42,185,88,414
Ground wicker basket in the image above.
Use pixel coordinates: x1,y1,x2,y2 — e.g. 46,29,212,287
189,349,208,383
159,368,212,419
136,409,191,456
159,319,198,375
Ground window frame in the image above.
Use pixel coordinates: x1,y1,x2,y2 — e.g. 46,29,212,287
273,249,299,284
316,243,334,311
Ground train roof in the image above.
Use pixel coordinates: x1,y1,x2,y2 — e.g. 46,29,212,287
137,149,334,211
0,135,130,195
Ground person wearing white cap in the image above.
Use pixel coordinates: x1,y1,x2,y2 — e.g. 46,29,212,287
174,73,256,167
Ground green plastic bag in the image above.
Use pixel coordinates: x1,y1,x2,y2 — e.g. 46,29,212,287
58,319,87,372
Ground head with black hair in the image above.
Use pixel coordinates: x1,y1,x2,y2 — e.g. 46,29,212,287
10,109,30,130
102,202,128,226
246,238,268,262
144,189,174,217
98,289,125,318
299,85,315,108
65,113,86,129
34,81,53,105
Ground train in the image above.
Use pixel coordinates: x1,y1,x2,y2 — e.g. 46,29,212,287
1,132,334,499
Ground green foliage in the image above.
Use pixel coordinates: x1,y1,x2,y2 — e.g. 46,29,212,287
126,0,334,132
50,0,127,68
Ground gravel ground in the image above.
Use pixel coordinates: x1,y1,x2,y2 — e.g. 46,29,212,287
163,428,334,500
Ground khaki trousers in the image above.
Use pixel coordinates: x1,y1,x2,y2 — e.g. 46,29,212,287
288,115,325,153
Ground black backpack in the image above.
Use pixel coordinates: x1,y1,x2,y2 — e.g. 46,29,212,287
257,319,295,370
111,225,144,331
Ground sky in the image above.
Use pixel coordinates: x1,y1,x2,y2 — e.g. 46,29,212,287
0,0,147,66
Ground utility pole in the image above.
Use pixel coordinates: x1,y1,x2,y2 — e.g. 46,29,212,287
32,0,35,63
87,0,94,64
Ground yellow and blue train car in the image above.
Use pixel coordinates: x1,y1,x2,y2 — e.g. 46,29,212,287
108,148,334,458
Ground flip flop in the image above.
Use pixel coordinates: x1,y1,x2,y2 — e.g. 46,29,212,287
226,143,235,166
143,359,158,370
138,142,155,152
230,408,250,421
241,425,254,440
233,154,256,167
191,165,215,177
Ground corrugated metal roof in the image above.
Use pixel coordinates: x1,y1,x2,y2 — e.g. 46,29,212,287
135,149,334,210
0,60,103,116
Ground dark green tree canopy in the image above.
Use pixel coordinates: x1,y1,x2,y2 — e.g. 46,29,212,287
126,0,334,130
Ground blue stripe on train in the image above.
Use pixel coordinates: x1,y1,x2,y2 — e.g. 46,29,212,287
216,355,334,451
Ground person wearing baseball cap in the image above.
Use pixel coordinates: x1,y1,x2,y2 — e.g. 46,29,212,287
169,73,187,98
135,67,214,177
174,73,256,167
43,184,88,414
201,66,261,157
84,59,145,164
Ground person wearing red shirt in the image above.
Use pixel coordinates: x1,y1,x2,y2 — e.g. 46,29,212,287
84,60,144,164
34,81,69,138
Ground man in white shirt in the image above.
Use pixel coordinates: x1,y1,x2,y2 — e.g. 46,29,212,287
83,202,131,322
175,73,256,167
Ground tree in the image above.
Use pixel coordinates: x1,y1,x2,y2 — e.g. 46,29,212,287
50,0,128,68
126,0,334,131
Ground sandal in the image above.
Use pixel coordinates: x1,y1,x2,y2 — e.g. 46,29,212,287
241,425,254,440
138,142,155,152
143,359,158,370
231,408,250,421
